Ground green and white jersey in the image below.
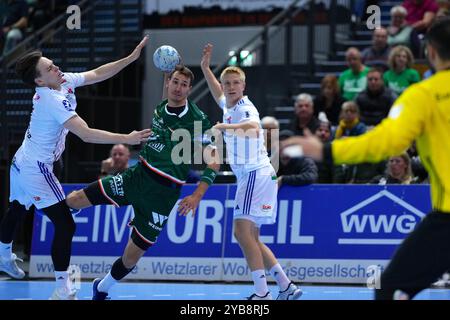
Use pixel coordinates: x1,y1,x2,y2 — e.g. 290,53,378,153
139,99,212,184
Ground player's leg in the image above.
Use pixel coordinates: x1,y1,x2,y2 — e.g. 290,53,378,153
42,200,77,299
0,162,38,279
21,161,79,299
253,166,302,300
0,201,28,279
93,233,148,300
93,171,180,300
375,212,450,300
233,170,271,299
66,178,121,210
233,218,271,299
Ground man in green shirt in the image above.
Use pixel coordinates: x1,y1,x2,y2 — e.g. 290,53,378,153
66,65,220,300
339,47,371,100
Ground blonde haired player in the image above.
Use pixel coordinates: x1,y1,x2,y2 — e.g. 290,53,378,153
200,44,302,300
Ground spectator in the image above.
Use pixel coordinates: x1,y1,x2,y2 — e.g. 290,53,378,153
339,47,370,100
387,5,421,56
370,153,417,184
361,27,391,71
1,0,29,55
313,74,346,126
28,0,52,31
99,144,130,178
407,142,429,182
277,147,318,188
314,121,335,183
383,45,421,95
335,101,367,139
402,0,439,33
356,68,398,126
261,116,280,165
289,93,320,136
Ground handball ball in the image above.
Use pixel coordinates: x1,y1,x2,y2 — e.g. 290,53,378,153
153,45,181,72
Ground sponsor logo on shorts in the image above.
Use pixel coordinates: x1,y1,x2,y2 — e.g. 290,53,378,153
262,204,272,212
109,175,124,197
34,196,41,202
148,212,168,231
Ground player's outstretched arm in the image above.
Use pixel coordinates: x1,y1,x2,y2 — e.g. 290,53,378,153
200,43,224,105
64,115,151,145
81,35,149,86
213,120,260,138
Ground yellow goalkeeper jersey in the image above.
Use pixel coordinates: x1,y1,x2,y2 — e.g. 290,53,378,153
332,69,450,212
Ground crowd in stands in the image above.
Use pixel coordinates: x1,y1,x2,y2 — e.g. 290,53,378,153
272,0,450,187
0,0,80,56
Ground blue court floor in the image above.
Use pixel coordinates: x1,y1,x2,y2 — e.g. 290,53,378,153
0,280,449,300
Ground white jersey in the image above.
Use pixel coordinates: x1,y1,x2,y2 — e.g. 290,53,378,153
219,96,271,178
16,72,85,164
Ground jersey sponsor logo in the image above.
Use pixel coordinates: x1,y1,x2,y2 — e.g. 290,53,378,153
262,204,272,212
149,142,165,153
62,99,74,111
109,175,124,197
33,196,41,202
245,111,250,118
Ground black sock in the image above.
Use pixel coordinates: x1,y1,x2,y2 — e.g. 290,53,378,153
110,257,134,281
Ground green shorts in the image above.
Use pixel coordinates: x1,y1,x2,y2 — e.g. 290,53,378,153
98,164,181,245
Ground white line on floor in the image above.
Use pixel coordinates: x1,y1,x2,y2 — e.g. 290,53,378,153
187,293,206,296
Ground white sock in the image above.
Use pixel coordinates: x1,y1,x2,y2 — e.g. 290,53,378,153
98,272,117,293
0,241,13,259
270,263,291,291
55,271,70,290
251,269,269,296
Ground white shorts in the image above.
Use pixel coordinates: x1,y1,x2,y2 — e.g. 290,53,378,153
9,153,64,210
233,165,278,227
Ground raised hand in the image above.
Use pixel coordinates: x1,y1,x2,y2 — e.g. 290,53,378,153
201,43,213,70
129,35,149,62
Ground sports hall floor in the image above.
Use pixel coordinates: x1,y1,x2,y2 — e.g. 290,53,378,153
1,279,449,300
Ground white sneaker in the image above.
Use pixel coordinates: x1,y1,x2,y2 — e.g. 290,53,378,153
49,287,78,300
0,254,25,279
276,282,302,300
247,292,273,300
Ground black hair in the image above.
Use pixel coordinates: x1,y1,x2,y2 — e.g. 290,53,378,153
169,65,194,86
15,51,43,87
426,17,450,61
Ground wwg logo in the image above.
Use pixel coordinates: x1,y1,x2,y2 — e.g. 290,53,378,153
338,190,425,245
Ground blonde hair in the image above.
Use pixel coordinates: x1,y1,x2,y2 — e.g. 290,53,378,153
387,152,413,183
388,45,415,70
220,66,246,83
390,5,407,16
